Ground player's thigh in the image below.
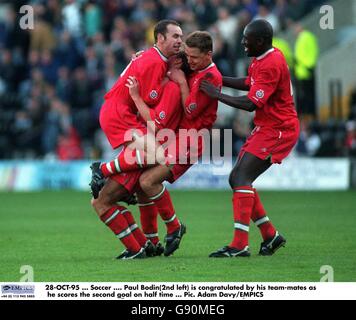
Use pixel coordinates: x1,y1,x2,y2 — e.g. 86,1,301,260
97,179,129,206
230,152,271,186
139,165,172,190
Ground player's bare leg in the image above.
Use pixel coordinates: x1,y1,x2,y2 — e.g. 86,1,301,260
228,152,272,188
91,179,146,259
89,160,137,205
91,179,128,217
139,165,186,256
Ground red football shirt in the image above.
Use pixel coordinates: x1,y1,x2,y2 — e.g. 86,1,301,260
179,63,222,131
149,81,183,131
245,48,298,127
104,46,168,111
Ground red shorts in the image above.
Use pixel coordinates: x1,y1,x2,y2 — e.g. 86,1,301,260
99,98,147,149
109,170,143,194
239,120,300,164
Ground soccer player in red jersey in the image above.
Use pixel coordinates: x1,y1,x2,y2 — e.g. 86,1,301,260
97,75,182,259
127,67,185,255
90,20,183,259
102,74,184,259
91,74,183,260
200,19,300,257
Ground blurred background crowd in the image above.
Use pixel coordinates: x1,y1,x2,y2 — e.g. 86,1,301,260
0,0,355,161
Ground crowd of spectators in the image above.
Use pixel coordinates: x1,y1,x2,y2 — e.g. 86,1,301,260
1,0,353,161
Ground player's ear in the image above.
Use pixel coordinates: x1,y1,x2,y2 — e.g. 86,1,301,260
157,33,166,43
256,37,264,46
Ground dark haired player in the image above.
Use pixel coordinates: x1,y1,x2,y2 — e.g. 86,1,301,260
200,19,299,257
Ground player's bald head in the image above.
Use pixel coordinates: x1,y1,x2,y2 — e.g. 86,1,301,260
244,19,273,45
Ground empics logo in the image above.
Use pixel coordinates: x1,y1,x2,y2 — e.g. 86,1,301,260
1,284,35,294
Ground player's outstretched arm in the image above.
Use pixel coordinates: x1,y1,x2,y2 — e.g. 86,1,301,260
222,76,250,91
200,80,256,112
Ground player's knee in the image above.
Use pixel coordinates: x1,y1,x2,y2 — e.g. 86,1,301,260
91,198,104,216
92,191,117,217
139,172,154,193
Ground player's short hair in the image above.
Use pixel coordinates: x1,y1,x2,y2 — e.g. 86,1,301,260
154,19,181,42
248,19,273,45
185,31,213,53
177,51,193,75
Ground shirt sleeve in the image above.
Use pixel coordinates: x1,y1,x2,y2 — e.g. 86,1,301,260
139,62,167,106
184,73,221,120
247,65,280,108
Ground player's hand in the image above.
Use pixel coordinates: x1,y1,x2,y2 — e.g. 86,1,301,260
125,76,140,99
167,68,186,85
200,80,220,98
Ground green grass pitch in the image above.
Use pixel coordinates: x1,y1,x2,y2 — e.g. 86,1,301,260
0,190,355,282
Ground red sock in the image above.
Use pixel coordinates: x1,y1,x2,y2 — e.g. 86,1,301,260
149,186,180,234
229,186,255,250
100,206,141,253
251,189,276,240
139,202,160,245
118,205,147,247
101,148,146,177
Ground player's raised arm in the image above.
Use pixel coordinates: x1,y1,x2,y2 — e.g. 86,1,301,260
222,76,250,91
200,80,257,112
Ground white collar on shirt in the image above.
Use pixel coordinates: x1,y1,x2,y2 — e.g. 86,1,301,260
198,62,215,73
256,48,275,60
153,45,168,62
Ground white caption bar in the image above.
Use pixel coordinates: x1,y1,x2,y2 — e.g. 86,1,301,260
1,282,356,300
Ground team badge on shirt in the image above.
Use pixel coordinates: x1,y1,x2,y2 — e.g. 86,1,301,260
159,111,166,120
188,103,197,112
150,90,158,99
256,89,264,99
